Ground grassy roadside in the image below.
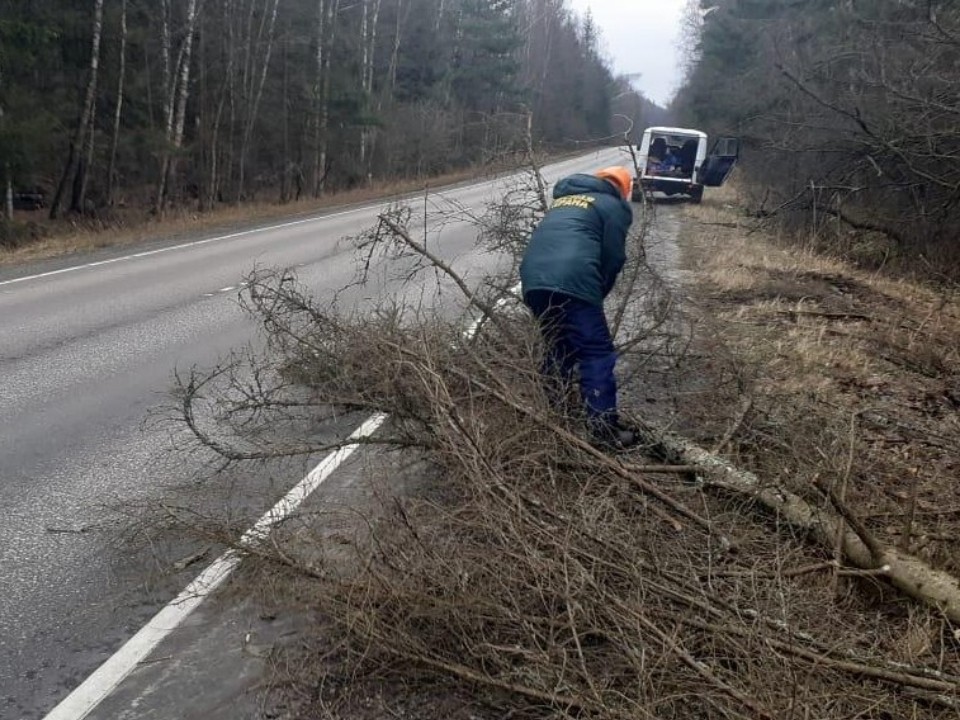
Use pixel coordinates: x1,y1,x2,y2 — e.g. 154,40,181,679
676,184,960,576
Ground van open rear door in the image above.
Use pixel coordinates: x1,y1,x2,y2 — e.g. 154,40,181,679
701,136,740,187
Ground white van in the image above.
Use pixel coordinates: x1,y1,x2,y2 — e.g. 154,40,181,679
632,126,740,203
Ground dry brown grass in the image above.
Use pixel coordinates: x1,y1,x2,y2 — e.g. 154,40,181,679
679,184,960,578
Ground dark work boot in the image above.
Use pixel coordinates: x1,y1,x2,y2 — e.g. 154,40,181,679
590,418,640,452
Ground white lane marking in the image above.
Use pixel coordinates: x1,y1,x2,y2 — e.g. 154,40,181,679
43,276,524,720
37,152,611,719
464,282,522,338
0,205,373,289
42,412,387,720
1,148,618,291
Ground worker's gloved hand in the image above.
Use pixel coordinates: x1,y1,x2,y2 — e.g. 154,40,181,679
590,417,640,452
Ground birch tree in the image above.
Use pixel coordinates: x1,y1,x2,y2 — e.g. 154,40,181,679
50,0,105,218
315,0,340,196
359,0,382,176
677,0,960,265
155,0,200,213
1,56,11,222
237,0,281,200
2,0,639,223
106,0,127,206
385,0,406,99
202,0,237,208
311,0,326,196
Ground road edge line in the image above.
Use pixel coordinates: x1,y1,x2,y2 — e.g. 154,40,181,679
42,211,529,719
0,147,612,290
42,412,388,720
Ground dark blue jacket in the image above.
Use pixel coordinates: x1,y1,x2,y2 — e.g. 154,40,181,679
519,174,633,307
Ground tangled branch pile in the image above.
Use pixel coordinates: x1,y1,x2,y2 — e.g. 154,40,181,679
226,273,957,719
171,175,960,718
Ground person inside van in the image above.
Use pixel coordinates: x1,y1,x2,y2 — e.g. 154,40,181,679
647,137,668,174
649,137,667,161
679,138,698,176
660,147,682,174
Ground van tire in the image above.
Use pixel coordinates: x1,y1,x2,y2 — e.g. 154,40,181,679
689,187,704,204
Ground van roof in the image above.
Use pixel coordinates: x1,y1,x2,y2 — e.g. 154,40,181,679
645,126,707,138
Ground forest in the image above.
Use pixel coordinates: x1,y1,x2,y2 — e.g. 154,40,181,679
676,0,960,278
0,0,664,239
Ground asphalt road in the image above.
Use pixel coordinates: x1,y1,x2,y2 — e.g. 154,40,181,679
0,148,629,719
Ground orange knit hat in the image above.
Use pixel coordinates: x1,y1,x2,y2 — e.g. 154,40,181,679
595,166,632,200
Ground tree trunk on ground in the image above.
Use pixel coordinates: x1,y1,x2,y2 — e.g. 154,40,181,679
107,0,128,206
50,0,105,219
635,421,960,623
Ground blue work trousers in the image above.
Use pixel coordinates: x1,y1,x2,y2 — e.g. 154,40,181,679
525,290,618,424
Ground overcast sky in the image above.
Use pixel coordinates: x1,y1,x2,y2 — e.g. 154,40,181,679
566,0,689,107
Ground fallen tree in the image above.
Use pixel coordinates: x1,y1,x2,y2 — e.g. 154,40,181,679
629,422,960,624
166,161,960,717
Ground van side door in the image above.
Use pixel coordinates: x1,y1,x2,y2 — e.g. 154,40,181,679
700,136,740,187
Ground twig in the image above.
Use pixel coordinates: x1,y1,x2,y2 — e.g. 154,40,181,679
387,647,589,711
703,561,892,581
559,461,703,474
816,475,885,566
711,396,753,454
658,611,960,696
776,309,873,322
627,608,774,720
378,213,516,341
704,561,838,580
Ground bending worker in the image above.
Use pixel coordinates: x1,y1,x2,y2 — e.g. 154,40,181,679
519,166,639,451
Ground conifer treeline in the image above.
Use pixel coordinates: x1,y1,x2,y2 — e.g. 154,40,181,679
0,0,663,223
